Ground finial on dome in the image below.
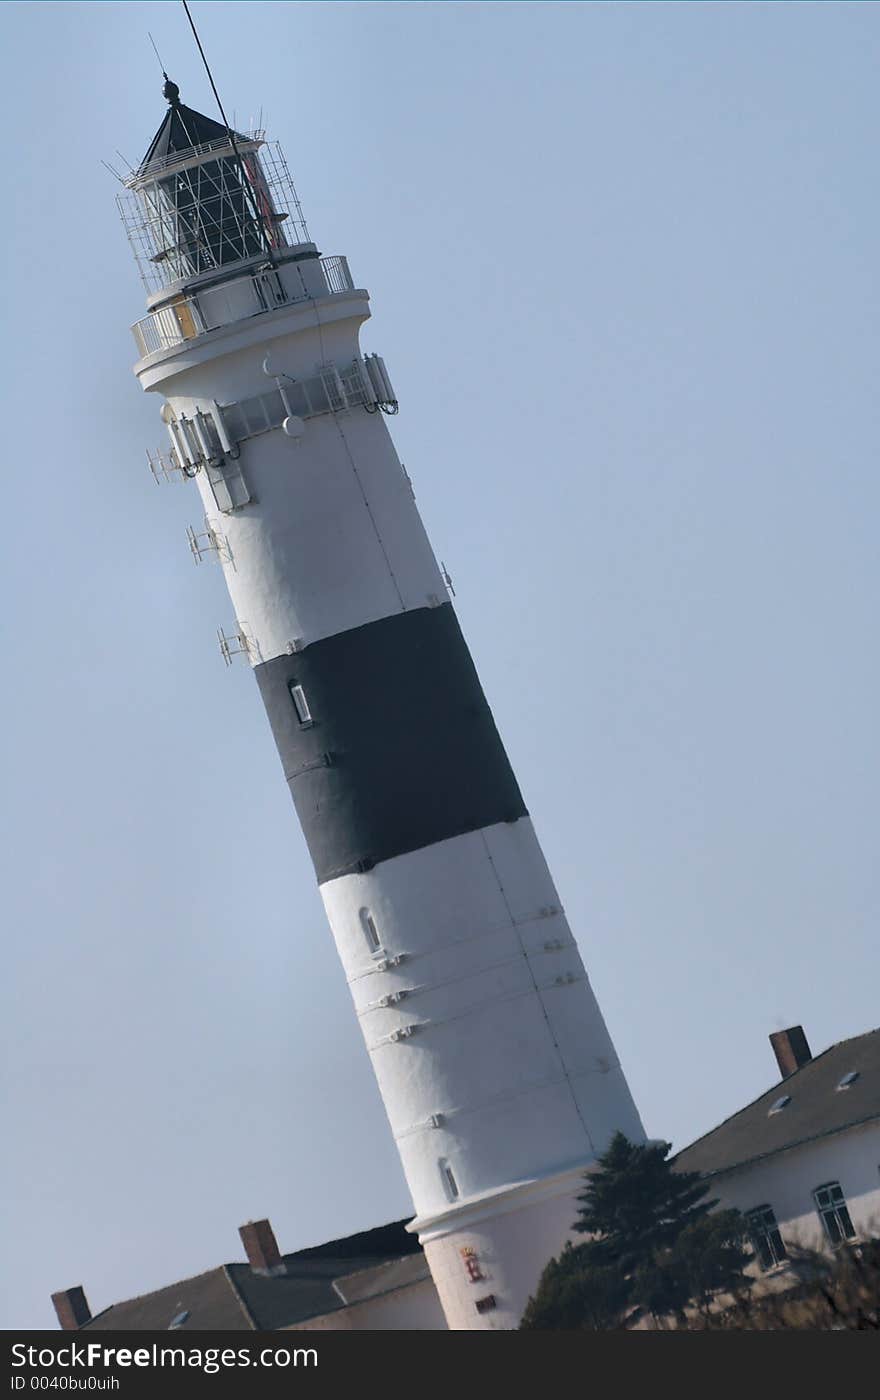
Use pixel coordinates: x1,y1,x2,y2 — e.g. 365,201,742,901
162,75,181,107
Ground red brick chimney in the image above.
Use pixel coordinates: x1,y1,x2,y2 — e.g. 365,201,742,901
770,1025,812,1079
239,1219,285,1276
51,1286,91,1331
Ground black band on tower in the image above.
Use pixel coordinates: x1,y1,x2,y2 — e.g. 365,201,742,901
254,603,527,883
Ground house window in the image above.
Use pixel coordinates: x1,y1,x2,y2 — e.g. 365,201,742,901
439,1159,459,1201
813,1182,856,1245
359,907,381,955
746,1205,787,1270
288,682,312,726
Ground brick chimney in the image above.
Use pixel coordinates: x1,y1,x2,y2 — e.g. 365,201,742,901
51,1286,91,1331
239,1219,285,1276
770,1025,812,1079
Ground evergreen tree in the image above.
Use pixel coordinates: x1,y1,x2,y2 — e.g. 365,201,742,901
572,1131,717,1270
519,1245,630,1331
670,1210,754,1319
520,1132,752,1329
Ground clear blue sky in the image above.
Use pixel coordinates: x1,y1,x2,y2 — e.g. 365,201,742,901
2,1,878,1330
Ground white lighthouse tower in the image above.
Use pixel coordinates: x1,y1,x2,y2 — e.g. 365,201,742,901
118,79,646,1330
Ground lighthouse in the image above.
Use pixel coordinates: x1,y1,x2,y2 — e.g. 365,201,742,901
119,79,646,1330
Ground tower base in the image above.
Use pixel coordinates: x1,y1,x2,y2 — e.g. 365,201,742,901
410,1162,600,1330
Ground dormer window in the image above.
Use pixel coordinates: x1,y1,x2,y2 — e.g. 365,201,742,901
768,1094,791,1116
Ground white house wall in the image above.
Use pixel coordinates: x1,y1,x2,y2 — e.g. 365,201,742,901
710,1122,880,1257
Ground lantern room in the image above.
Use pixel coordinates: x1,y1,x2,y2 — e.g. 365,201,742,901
118,79,309,300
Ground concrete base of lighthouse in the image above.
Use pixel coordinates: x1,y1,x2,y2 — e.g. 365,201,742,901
410,1162,600,1330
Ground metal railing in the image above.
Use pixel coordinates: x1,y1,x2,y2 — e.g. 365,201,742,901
133,301,205,358
128,131,265,185
321,255,354,295
131,255,355,359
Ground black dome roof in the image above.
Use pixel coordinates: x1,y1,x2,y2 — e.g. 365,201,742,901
139,87,248,173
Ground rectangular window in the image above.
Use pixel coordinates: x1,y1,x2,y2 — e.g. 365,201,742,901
439,1159,459,1202
288,683,312,726
359,908,381,955
813,1182,856,1244
746,1205,787,1270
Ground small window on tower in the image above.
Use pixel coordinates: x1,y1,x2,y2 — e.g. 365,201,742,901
288,682,312,726
439,1159,459,1202
359,907,382,955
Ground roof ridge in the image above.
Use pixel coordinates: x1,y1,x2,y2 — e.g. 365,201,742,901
98,1263,228,1311
81,1263,238,1326
221,1264,258,1330
284,1216,417,1261
333,1255,413,1282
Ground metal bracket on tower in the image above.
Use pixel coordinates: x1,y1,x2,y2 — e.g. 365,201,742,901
217,624,254,667
360,989,410,1014
161,407,252,514
367,1022,422,1051
319,364,347,413
441,561,456,597
186,523,230,565
204,458,252,514
393,1110,447,1142
147,446,194,484
551,971,583,988
377,952,406,971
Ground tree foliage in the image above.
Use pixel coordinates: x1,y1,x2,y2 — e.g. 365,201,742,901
520,1245,629,1331
521,1132,753,1329
698,1239,880,1330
